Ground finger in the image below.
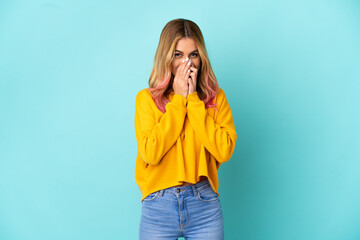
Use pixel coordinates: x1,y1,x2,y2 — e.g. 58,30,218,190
184,59,191,70
178,58,190,74
178,59,186,72
190,68,197,77
189,73,196,86
185,68,191,80
184,60,192,75
176,60,187,78
180,61,191,78
181,58,188,68
188,77,193,90
189,66,198,72
182,58,190,66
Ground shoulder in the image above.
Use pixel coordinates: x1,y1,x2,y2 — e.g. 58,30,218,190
217,88,225,97
215,87,226,103
135,88,155,109
136,88,152,97
135,88,153,102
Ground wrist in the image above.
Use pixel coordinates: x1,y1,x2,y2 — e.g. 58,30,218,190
188,89,196,94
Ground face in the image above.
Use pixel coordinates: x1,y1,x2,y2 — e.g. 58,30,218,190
171,37,201,78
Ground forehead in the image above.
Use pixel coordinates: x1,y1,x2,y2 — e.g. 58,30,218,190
175,38,197,52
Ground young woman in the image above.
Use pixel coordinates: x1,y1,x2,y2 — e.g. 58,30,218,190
134,18,237,239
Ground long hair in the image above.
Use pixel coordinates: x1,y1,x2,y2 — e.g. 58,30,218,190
148,18,219,114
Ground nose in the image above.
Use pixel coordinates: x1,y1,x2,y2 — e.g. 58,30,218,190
182,57,192,63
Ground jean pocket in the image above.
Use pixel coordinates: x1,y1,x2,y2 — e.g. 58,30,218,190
142,191,160,202
196,185,219,202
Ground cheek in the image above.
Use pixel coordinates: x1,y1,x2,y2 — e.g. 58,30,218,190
172,60,180,68
171,63,176,72
193,59,201,68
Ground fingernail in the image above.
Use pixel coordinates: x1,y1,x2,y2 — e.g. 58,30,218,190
182,59,185,63
186,57,189,61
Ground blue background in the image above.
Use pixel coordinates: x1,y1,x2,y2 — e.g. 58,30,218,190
1,0,359,239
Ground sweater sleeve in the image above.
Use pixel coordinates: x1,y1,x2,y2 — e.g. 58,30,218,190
134,90,187,165
186,89,237,164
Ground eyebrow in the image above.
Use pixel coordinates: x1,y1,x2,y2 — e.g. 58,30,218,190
175,49,199,53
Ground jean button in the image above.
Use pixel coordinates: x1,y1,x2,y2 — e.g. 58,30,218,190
176,189,180,193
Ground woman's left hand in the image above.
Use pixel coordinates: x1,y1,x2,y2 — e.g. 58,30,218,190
188,65,198,94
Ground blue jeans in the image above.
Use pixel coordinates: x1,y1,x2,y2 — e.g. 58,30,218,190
139,178,224,239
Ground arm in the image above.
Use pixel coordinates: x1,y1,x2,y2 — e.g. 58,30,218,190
186,89,237,163
134,90,187,165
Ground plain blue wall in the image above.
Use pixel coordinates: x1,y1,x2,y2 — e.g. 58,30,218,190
0,0,359,239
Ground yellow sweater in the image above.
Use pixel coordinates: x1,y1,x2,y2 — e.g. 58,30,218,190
134,87,237,202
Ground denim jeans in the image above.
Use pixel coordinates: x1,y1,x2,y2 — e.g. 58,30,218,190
139,178,224,239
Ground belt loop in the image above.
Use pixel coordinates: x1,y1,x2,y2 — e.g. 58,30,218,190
192,185,198,196
160,189,164,197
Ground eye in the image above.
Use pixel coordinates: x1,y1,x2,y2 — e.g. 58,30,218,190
191,53,198,57
174,53,181,57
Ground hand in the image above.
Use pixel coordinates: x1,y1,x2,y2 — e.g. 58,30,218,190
188,64,198,94
173,58,192,98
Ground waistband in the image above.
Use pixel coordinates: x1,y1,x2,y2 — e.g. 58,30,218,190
158,178,211,197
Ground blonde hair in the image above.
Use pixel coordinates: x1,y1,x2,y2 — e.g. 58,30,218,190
148,18,219,114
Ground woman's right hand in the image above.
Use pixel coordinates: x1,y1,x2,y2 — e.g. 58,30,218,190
173,57,192,98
